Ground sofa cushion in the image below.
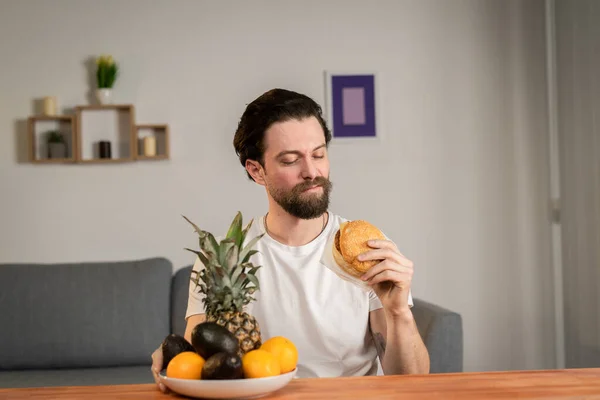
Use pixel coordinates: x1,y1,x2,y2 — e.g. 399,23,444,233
412,298,463,373
0,366,154,388
0,258,172,370
171,265,193,337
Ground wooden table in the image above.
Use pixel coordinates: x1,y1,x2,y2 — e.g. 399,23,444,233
2,368,600,399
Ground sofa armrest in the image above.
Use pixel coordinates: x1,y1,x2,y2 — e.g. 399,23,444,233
412,298,463,373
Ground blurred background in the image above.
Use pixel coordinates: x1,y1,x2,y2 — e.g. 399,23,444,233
1,0,597,374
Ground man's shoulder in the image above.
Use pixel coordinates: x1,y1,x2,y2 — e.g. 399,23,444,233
328,212,351,228
330,213,349,222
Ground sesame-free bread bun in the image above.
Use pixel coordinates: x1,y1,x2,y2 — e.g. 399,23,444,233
332,220,386,278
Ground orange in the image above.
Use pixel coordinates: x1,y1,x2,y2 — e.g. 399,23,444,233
260,336,298,374
166,351,205,380
242,349,281,378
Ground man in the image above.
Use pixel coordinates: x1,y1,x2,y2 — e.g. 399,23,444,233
152,88,429,390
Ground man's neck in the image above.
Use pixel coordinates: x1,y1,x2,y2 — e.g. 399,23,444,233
264,206,328,247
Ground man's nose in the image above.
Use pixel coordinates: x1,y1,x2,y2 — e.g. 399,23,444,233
301,158,318,180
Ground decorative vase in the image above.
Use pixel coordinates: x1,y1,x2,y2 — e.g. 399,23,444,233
48,143,66,159
96,88,112,105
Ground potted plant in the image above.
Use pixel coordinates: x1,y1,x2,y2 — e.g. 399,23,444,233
47,130,67,159
95,54,118,104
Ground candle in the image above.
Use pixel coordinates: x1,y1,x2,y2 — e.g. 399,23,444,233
144,136,156,156
43,96,56,116
99,141,112,159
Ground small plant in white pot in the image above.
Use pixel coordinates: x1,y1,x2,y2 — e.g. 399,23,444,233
47,130,67,159
95,54,118,104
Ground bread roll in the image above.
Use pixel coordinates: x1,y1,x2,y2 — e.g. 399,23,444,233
332,220,386,278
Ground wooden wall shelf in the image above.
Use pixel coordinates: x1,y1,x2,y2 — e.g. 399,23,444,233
135,124,170,160
78,158,134,164
75,105,133,111
137,155,169,161
75,104,136,163
27,115,76,163
25,103,170,165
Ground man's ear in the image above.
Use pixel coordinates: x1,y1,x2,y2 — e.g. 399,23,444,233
245,160,266,186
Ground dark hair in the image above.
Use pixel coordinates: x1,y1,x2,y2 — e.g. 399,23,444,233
233,88,332,181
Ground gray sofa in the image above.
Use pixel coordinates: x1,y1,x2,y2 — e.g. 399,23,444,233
0,258,462,388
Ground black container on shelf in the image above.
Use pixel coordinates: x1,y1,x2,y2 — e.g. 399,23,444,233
99,141,112,159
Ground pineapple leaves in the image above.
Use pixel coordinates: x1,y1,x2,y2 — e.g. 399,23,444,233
224,244,239,271
246,274,260,290
219,239,235,268
182,215,221,262
229,265,243,286
202,233,220,259
234,272,247,288
220,273,232,289
210,266,224,286
182,215,205,238
233,298,244,310
183,211,265,314
248,266,261,276
184,248,210,268
189,269,201,288
239,233,264,263
225,211,243,248
241,249,259,264
241,218,254,247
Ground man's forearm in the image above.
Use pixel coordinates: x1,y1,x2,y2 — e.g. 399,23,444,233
380,311,430,375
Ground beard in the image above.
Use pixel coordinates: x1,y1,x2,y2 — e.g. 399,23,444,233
267,176,332,219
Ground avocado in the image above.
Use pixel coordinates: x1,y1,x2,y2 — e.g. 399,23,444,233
161,334,195,370
201,352,243,380
191,322,240,359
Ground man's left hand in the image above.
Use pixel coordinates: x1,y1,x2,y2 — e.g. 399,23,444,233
358,239,414,317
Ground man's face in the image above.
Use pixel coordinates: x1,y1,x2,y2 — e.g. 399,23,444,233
255,116,332,219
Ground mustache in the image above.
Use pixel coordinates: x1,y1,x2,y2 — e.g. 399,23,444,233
294,177,331,192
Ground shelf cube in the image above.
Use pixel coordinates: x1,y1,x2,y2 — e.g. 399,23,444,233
74,104,136,163
27,115,76,163
135,124,170,160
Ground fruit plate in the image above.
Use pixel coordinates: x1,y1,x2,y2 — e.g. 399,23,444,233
158,368,297,399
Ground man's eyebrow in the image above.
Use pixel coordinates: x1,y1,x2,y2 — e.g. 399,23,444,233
275,144,326,158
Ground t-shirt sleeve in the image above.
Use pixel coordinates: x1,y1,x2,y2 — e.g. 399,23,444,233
185,256,207,319
368,289,414,312
369,289,383,311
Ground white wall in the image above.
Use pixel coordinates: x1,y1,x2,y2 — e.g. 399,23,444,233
0,0,556,372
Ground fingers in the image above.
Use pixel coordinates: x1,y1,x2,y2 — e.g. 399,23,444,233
151,367,168,393
367,240,410,262
151,347,169,393
357,248,408,266
367,239,400,252
361,259,414,282
366,269,412,287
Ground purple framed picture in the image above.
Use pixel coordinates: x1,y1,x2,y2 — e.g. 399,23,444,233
324,71,380,141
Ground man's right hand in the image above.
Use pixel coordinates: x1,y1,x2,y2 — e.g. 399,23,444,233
152,314,205,392
151,346,168,393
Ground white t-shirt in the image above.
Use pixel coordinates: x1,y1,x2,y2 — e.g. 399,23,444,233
185,212,413,378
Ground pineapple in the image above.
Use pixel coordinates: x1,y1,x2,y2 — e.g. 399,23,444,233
183,212,264,356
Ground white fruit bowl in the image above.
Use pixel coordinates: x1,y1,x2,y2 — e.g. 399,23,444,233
158,368,297,399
